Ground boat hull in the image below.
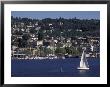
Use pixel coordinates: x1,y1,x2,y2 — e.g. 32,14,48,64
77,67,89,70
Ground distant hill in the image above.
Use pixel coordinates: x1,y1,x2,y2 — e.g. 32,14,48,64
11,16,100,38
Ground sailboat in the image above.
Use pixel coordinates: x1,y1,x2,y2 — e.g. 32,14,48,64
77,47,89,70
60,67,63,72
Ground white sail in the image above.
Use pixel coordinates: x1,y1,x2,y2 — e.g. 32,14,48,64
77,48,89,70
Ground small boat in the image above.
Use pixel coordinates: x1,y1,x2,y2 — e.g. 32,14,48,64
60,67,63,72
77,47,89,70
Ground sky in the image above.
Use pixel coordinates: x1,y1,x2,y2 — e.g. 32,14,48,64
11,11,100,20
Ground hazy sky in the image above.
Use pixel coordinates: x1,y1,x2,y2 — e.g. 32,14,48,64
11,11,100,20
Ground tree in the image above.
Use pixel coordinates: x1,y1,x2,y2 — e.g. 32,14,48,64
55,47,66,56
30,28,37,34
38,32,43,40
22,34,30,41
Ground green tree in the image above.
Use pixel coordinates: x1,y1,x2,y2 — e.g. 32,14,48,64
55,47,66,55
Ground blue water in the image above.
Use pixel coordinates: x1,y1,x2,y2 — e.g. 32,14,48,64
11,58,100,77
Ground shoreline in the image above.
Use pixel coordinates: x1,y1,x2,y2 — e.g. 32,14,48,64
11,57,100,60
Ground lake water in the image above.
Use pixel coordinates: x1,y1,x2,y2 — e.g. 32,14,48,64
11,58,100,77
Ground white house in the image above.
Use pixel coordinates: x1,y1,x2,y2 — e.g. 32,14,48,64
37,40,43,46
